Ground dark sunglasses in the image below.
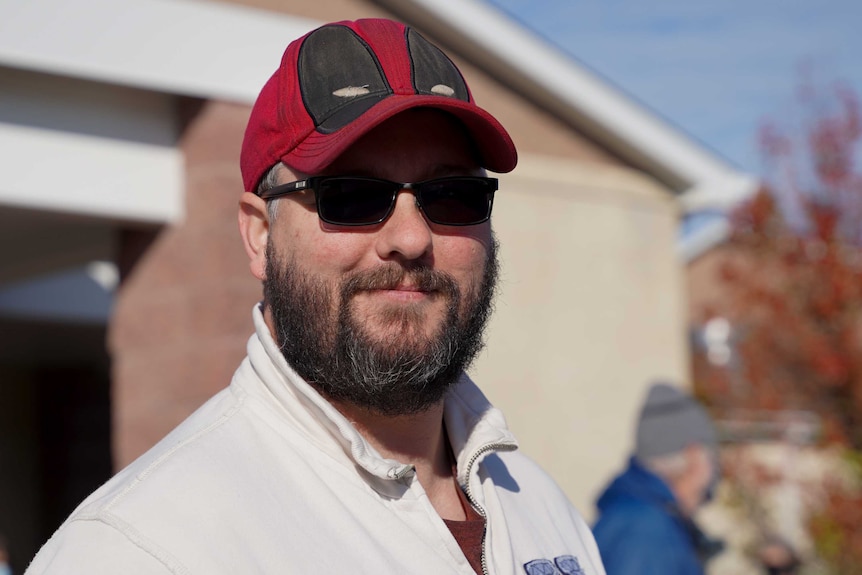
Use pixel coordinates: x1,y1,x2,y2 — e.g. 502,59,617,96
257,175,497,226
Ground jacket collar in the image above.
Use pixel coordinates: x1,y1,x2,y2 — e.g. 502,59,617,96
237,304,518,483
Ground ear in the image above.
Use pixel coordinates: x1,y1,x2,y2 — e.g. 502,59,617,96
238,192,270,281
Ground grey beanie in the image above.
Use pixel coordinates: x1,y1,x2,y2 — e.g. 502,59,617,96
635,382,717,460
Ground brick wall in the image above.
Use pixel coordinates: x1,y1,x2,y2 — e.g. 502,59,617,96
108,100,262,468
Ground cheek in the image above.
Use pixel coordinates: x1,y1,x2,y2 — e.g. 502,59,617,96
275,208,369,274
292,236,369,280
437,236,490,283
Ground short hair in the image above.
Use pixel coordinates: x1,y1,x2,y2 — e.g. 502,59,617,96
640,450,689,481
257,163,286,221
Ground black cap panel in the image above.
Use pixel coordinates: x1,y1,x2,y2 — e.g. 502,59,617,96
406,28,470,102
298,25,393,133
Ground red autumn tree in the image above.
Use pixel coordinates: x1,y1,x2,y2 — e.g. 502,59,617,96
691,76,862,570
695,77,862,444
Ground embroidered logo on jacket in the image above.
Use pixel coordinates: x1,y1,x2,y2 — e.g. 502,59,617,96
523,555,586,575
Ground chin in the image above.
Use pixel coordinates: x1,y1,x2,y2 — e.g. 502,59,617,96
364,321,445,353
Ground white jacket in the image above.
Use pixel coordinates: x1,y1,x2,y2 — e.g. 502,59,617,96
27,306,605,575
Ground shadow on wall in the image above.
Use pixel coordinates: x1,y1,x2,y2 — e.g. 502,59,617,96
0,317,113,573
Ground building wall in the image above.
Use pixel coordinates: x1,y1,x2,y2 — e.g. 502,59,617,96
109,100,261,466
474,156,688,515
0,320,112,569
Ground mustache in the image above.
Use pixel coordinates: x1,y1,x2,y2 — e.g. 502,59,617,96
341,264,459,296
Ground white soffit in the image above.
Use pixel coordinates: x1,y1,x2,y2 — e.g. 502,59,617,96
0,67,182,223
0,122,181,223
0,0,318,224
0,0,318,104
0,0,755,217
385,0,758,213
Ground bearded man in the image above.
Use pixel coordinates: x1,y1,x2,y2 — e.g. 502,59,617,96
27,18,605,575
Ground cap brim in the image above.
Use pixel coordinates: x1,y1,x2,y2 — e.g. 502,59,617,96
282,94,517,175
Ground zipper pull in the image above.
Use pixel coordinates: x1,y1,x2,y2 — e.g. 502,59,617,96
387,464,415,480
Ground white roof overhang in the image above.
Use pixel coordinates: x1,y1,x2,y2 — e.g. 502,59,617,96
374,0,758,216
0,0,317,104
1,0,753,237
0,0,317,225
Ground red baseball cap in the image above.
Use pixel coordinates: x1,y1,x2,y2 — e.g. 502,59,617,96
240,18,517,192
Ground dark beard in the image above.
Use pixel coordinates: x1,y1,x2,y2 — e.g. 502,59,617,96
263,236,498,416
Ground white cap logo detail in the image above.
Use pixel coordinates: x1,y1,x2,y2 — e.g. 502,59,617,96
431,84,455,96
333,85,371,98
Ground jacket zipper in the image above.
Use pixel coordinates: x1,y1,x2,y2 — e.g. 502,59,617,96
462,442,517,575
387,464,415,480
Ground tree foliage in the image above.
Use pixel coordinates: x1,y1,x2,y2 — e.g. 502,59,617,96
692,77,862,571
698,78,862,444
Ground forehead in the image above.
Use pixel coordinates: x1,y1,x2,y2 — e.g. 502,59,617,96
318,108,483,181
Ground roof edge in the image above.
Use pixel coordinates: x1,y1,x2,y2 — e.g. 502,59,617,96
678,218,732,263
372,0,757,209
1,0,758,215
0,0,319,104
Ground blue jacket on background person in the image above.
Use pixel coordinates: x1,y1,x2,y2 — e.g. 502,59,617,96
592,383,725,575
593,457,704,575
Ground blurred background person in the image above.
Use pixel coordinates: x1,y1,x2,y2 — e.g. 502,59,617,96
592,382,724,574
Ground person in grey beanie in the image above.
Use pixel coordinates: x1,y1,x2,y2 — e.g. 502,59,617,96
592,382,724,575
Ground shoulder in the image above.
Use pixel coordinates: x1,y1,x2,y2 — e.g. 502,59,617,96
483,450,597,529
481,451,606,573
486,450,571,503
26,516,177,574
593,495,680,543
28,385,263,572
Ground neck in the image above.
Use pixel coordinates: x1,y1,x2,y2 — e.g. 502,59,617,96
331,398,467,521
332,399,450,474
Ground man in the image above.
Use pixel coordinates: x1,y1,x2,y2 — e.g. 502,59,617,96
27,18,605,575
592,383,724,575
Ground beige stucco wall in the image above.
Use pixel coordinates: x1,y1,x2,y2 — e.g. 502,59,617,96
470,154,690,517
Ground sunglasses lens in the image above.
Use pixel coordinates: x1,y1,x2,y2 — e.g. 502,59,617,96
317,179,397,225
419,178,495,225
311,177,495,226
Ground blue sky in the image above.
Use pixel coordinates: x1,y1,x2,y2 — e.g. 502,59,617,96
483,0,862,176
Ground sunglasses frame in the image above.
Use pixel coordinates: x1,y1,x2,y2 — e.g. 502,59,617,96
257,175,497,227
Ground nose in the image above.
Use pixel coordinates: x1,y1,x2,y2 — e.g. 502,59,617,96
374,189,433,262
